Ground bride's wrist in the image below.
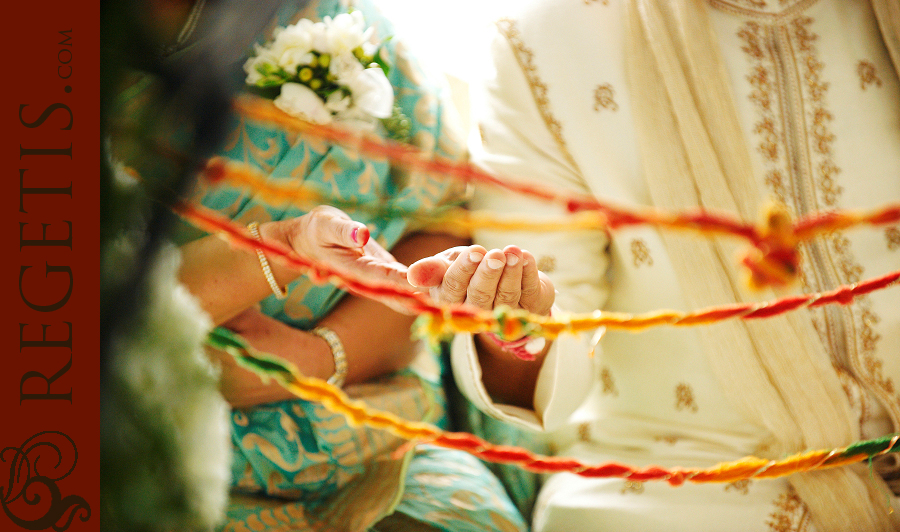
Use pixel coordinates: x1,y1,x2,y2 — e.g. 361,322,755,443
254,220,304,287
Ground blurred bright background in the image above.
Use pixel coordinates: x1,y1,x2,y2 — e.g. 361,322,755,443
377,0,518,82
376,0,520,136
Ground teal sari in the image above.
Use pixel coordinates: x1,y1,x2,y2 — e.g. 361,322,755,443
173,1,528,530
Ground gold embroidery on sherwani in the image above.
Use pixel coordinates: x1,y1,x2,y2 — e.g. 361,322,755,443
496,19,581,172
577,422,591,442
718,0,767,10
630,238,653,267
740,22,789,200
857,60,883,90
887,226,900,250
537,254,557,273
766,487,813,532
593,83,618,112
797,17,898,426
707,0,820,21
600,366,618,396
584,0,609,4
726,479,751,495
675,383,699,412
653,435,678,445
738,15,900,428
836,366,872,427
621,480,644,494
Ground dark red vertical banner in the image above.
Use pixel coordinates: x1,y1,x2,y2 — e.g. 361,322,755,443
2,1,99,531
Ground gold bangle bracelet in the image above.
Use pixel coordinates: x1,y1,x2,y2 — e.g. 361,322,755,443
311,326,348,387
247,222,288,300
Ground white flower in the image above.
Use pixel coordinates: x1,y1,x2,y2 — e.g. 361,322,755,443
360,39,379,59
325,90,351,114
322,12,372,55
346,67,394,118
243,45,280,85
274,82,333,123
329,51,365,84
270,22,316,70
247,11,394,125
279,49,316,74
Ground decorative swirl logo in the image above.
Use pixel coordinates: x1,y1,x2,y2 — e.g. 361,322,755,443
1,431,91,530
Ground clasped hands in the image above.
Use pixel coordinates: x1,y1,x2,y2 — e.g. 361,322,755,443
213,207,554,406
292,207,555,319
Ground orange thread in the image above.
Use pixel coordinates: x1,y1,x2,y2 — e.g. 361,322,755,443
177,97,900,486
230,95,900,289
231,341,900,485
176,203,900,342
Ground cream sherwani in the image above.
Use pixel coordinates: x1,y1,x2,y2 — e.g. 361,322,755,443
451,0,900,530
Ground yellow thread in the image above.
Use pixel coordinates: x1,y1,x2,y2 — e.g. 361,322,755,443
232,340,897,486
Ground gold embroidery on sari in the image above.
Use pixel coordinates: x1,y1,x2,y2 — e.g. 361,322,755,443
394,40,426,86
281,279,315,321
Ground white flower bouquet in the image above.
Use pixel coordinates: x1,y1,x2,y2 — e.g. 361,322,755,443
244,11,405,134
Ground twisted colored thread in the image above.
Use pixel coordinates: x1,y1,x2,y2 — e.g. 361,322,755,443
202,156,606,236
418,268,900,339
173,201,445,314
231,95,900,252
176,202,900,342
210,327,900,485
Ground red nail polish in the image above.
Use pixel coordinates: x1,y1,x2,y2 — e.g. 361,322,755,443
351,227,359,244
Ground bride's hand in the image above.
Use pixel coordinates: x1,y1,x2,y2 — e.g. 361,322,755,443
268,205,411,290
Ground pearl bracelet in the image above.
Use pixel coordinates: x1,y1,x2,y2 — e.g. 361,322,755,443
247,222,288,300
311,326,348,387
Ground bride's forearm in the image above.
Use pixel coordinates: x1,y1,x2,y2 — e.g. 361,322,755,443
213,309,333,407
215,230,469,408
178,220,303,326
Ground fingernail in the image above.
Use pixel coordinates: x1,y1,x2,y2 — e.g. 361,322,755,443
469,252,484,263
351,227,359,243
486,258,504,270
506,254,520,266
